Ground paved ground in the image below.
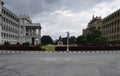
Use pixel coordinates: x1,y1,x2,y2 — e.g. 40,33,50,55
0,51,120,76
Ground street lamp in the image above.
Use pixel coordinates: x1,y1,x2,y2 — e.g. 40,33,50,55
66,31,69,51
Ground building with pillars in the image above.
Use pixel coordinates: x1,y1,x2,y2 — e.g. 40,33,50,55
0,0,41,45
20,15,41,45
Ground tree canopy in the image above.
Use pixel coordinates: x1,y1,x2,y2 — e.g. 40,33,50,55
76,36,87,46
76,30,108,46
69,36,76,45
41,35,53,45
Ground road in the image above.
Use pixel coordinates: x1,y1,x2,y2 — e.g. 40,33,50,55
0,51,120,76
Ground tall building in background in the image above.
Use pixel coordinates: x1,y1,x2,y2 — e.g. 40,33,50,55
0,0,41,45
83,15,102,35
102,9,120,43
83,9,120,44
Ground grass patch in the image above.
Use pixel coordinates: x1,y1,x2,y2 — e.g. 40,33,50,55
41,45,56,51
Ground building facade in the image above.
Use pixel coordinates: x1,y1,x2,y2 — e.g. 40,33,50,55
19,15,41,45
0,0,41,45
83,15,102,35
83,9,120,44
102,9,120,42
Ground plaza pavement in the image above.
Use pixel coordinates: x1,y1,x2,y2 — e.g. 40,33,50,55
0,50,120,76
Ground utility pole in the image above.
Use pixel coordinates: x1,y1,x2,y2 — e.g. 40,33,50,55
66,31,69,51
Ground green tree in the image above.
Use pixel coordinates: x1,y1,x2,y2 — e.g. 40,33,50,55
76,29,108,46
76,35,87,46
93,37,108,46
87,29,101,43
69,36,76,45
41,35,53,45
86,29,105,45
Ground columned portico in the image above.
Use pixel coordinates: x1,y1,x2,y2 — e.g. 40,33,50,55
26,23,41,45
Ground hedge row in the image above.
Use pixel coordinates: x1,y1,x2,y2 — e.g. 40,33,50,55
55,46,120,51
0,45,43,51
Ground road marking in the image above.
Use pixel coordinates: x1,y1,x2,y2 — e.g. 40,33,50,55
0,50,120,54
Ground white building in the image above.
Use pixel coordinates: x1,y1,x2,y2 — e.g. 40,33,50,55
20,15,41,45
0,0,41,45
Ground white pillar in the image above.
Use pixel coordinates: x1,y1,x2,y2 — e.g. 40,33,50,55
0,15,2,44
38,27,41,45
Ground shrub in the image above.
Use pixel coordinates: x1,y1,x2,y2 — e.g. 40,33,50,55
16,42,20,45
55,46,120,51
22,42,30,46
0,45,43,51
4,42,10,45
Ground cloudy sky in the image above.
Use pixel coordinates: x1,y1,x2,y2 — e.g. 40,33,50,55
3,0,120,39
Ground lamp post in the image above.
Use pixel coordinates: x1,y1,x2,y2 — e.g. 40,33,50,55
66,31,69,51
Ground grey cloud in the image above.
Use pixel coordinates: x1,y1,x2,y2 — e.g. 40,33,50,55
3,0,60,16
44,0,59,4
3,0,111,17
